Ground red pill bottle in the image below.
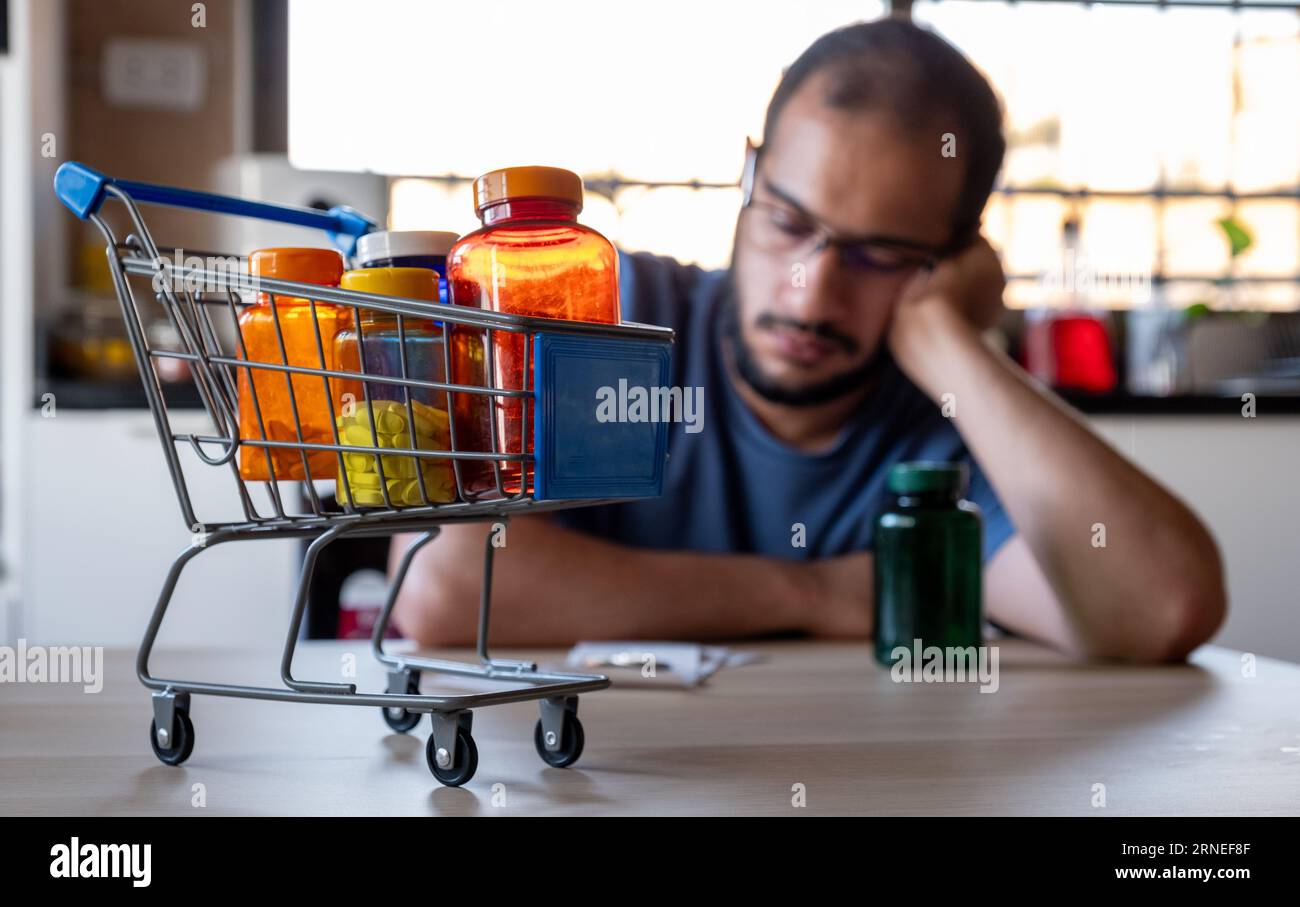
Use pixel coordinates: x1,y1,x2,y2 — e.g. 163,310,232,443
447,166,620,497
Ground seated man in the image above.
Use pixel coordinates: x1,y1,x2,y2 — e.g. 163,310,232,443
392,19,1225,661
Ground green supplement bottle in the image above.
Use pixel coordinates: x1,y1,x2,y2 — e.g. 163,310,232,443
873,462,983,667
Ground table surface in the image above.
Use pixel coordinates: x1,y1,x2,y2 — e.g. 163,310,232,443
2,639,1298,816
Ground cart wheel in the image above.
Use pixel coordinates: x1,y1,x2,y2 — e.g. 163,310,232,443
534,714,585,768
149,708,195,766
382,673,423,733
426,727,478,787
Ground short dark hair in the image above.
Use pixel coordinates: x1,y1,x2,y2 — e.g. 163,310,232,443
762,18,1005,239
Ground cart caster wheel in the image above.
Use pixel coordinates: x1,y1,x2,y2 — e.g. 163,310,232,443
534,714,584,768
426,728,478,787
149,708,195,766
382,673,422,733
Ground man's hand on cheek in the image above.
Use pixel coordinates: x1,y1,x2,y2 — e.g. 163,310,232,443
886,234,1007,393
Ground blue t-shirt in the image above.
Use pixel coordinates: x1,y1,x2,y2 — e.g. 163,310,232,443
551,250,1016,562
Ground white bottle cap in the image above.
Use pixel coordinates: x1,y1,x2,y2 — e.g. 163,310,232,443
356,230,460,265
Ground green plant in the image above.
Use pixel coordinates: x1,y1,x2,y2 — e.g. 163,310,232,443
1216,215,1253,258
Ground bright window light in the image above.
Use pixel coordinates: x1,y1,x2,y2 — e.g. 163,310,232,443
289,0,886,181
290,1,1300,303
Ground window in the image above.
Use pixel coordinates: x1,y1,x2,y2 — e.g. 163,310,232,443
288,0,886,269
289,0,1300,309
916,0,1300,309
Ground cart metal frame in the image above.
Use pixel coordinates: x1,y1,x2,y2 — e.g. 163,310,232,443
55,162,673,786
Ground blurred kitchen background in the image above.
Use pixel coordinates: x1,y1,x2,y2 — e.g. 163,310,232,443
1,0,1298,657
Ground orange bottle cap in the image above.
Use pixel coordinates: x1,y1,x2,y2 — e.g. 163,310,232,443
472,166,583,215
248,247,344,286
340,267,438,301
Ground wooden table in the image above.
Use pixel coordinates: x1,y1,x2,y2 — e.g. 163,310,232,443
2,639,1298,816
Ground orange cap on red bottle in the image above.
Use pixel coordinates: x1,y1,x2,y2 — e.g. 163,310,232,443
472,166,583,215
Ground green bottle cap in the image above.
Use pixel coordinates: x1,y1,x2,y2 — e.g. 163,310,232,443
887,461,968,495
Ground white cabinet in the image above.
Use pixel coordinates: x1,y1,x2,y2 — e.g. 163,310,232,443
18,410,299,647
1090,415,1300,662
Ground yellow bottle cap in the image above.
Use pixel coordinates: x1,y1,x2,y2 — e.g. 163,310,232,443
472,166,583,215
340,267,438,301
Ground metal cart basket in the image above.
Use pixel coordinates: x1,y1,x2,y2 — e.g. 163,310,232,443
54,161,674,787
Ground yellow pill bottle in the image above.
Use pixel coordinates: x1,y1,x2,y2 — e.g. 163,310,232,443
332,267,456,507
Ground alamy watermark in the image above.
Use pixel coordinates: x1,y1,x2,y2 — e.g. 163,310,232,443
1036,249,1151,307
888,640,999,693
150,248,242,295
595,379,703,434
50,838,150,887
0,639,103,693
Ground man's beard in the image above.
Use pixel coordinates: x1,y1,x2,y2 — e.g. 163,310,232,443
720,272,893,408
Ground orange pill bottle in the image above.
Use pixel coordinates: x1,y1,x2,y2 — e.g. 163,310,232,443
237,247,346,481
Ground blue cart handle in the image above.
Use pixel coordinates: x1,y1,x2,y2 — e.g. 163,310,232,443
54,161,376,258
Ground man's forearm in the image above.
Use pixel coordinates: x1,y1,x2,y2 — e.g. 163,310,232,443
390,517,823,647
893,299,1226,655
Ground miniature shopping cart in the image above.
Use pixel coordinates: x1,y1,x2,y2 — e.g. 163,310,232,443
54,161,673,787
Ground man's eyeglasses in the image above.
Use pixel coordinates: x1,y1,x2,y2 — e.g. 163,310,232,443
739,197,941,276
738,138,956,277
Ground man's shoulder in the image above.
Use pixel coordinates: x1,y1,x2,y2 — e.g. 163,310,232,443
617,249,726,332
